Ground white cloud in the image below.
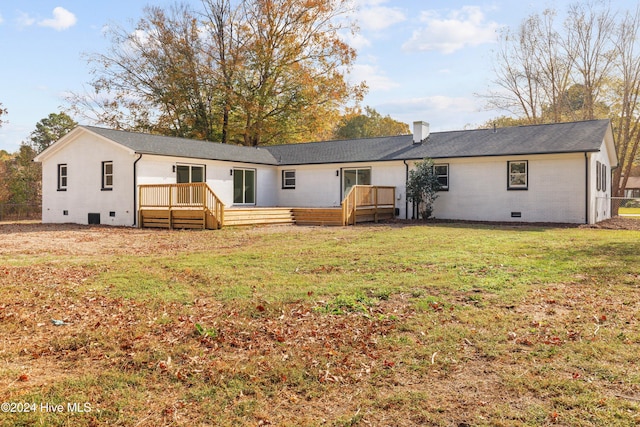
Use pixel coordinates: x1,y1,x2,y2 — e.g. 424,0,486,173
16,11,36,28
403,6,500,54
343,0,406,48
0,13,4,25
358,6,406,31
395,95,477,114
376,95,488,131
350,63,400,91
341,30,371,50
38,7,77,31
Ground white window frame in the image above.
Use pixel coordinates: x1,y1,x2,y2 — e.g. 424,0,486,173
434,164,449,191
57,164,67,191
507,160,528,190
102,161,113,191
282,170,296,189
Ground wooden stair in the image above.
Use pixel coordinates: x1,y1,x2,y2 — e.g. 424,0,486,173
223,208,295,227
292,208,343,226
138,183,396,229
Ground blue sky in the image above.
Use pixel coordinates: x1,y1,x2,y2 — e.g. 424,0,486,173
0,0,632,152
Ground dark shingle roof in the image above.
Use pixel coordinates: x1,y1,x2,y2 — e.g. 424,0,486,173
268,119,612,165
84,119,611,166
85,126,279,165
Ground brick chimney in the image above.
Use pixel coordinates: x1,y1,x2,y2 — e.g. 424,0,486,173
413,121,430,144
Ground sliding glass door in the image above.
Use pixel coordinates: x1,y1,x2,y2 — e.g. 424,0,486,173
233,168,256,205
343,168,371,197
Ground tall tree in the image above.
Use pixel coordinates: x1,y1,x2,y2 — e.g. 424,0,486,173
69,4,218,140
29,112,77,154
484,16,547,123
484,1,638,198
0,112,75,205
0,145,40,205
334,106,409,139
233,0,364,145
68,0,365,146
564,2,616,121
201,0,245,144
609,5,640,197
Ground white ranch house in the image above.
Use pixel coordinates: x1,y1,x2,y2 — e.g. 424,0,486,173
34,119,618,228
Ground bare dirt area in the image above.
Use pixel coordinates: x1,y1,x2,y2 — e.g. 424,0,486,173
581,216,640,230
1,215,638,258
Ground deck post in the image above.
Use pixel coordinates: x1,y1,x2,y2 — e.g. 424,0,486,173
138,185,142,228
353,186,358,225
374,187,379,223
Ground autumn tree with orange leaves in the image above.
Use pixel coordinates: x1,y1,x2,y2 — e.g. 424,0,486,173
69,0,365,146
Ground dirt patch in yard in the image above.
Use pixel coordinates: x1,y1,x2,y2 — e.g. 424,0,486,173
580,216,640,230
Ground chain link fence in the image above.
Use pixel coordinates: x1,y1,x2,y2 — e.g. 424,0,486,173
610,197,640,217
0,203,42,222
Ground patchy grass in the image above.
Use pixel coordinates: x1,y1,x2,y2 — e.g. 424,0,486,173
0,223,639,426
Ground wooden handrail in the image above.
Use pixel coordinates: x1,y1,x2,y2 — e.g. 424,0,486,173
139,183,225,229
341,185,396,226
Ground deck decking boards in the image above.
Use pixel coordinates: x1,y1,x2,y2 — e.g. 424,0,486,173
138,184,395,229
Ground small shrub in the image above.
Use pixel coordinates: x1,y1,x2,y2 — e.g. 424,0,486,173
406,158,441,220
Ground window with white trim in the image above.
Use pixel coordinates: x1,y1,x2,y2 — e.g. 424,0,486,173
434,164,449,191
282,170,296,189
102,161,113,190
507,160,528,190
57,164,67,191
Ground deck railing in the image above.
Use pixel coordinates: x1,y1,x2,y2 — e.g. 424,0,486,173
139,183,225,228
341,185,396,225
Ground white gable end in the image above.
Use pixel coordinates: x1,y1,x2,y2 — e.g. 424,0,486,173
39,130,137,226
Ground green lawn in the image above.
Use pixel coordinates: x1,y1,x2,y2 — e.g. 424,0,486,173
619,206,640,215
1,223,639,426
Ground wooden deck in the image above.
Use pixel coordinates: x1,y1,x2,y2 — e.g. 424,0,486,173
139,183,224,230
138,184,395,229
139,208,220,230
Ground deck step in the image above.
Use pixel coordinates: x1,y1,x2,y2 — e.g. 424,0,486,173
140,206,395,229
224,208,295,227
292,208,343,226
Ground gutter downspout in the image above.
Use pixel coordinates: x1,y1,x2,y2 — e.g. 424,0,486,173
133,153,143,226
584,152,589,225
404,160,410,219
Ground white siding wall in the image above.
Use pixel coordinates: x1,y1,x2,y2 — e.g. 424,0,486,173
589,140,614,223
136,155,277,207
275,162,407,216
276,164,343,207
40,132,607,226
41,133,136,226
426,154,587,223
274,155,590,223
